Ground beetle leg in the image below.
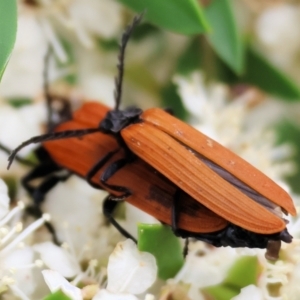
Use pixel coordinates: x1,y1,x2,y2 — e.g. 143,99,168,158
22,157,70,245
100,158,132,199
183,238,189,258
86,149,120,189
22,161,63,203
25,205,60,245
87,152,135,238
171,189,189,258
103,196,137,242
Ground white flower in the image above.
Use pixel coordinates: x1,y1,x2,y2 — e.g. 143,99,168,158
93,290,156,300
75,49,117,105
34,242,80,278
0,13,48,98
0,102,47,177
257,252,294,299
2,247,36,296
42,176,112,259
0,179,9,219
231,285,263,300
106,239,157,295
93,289,139,300
174,242,237,299
64,0,122,46
39,0,122,47
42,270,82,300
255,4,300,68
280,258,300,298
41,240,157,300
0,179,50,299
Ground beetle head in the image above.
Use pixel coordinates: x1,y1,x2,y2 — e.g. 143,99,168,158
100,106,142,133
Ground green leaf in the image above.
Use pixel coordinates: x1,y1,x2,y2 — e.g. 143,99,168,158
118,0,209,34
243,48,300,101
1,176,17,201
138,224,184,280
203,256,259,300
177,38,203,76
204,0,244,74
43,290,71,300
0,0,17,80
7,98,32,108
224,256,259,288
203,285,238,300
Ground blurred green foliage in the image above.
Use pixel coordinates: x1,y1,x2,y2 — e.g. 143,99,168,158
203,256,260,299
0,0,17,80
119,0,300,101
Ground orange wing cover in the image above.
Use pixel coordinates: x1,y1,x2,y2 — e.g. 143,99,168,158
43,102,228,233
121,108,296,234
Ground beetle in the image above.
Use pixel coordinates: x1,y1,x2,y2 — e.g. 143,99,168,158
7,14,295,259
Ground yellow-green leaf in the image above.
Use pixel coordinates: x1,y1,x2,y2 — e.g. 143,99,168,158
43,290,71,300
204,0,244,74
118,0,209,34
138,224,184,280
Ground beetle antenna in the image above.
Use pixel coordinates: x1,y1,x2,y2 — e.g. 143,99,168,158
0,143,36,167
43,46,53,131
7,128,99,170
114,13,143,111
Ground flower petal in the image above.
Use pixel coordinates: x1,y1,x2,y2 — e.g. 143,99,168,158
0,179,9,219
231,285,263,300
34,242,80,278
3,247,36,296
107,239,157,295
92,289,138,300
42,270,82,300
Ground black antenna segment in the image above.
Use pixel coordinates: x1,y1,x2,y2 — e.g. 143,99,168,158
7,128,99,170
43,47,53,131
114,13,143,111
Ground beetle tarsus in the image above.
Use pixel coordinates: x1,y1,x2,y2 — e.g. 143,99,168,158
25,205,60,245
21,149,70,243
183,238,189,258
103,196,137,242
278,228,293,243
265,240,281,261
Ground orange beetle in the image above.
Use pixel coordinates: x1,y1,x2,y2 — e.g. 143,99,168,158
7,15,295,259
42,101,294,259
43,102,230,236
